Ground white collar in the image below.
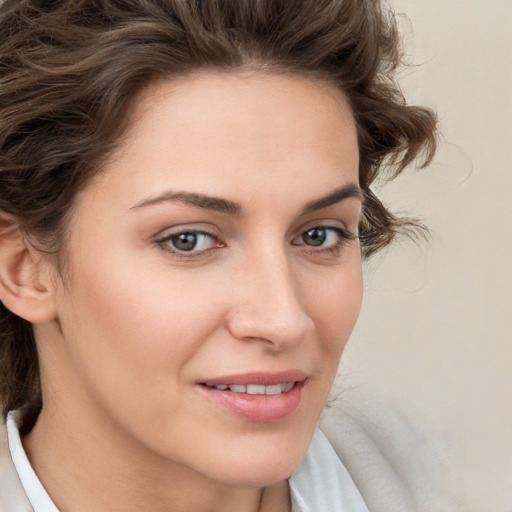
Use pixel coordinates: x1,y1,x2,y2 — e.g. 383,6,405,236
289,428,369,512
7,411,57,512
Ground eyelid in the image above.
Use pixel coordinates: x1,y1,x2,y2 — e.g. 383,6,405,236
154,225,225,257
293,219,357,240
290,223,358,262
153,220,223,241
292,226,353,244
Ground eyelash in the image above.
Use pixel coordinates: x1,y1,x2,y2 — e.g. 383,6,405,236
156,230,222,259
292,226,356,255
155,225,356,259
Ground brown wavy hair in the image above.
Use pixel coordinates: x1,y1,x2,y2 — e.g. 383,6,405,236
0,0,437,418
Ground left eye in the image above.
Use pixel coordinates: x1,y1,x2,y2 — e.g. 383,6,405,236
161,231,216,252
293,227,348,248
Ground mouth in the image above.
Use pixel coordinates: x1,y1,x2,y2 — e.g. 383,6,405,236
196,371,307,422
200,382,295,395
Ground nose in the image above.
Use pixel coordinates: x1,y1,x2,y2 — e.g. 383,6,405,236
225,248,314,350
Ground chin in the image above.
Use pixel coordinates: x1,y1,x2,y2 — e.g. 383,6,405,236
195,427,314,487
210,454,303,488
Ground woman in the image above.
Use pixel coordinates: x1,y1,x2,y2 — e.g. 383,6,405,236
0,0,436,510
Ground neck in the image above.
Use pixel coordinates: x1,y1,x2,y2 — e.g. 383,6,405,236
22,405,289,512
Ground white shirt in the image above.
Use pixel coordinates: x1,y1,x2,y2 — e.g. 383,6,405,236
5,410,368,512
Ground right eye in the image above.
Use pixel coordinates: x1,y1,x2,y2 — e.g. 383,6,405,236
157,230,220,254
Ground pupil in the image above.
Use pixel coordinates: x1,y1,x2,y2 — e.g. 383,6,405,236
304,228,326,246
173,233,197,251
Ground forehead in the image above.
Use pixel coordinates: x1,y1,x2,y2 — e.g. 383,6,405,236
129,70,357,152
88,71,359,210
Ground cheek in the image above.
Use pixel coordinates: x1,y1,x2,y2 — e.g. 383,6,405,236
305,260,363,359
58,252,226,410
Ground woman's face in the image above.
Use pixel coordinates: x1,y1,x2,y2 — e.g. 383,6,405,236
41,72,362,485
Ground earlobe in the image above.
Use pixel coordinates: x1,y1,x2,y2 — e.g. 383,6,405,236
0,214,57,324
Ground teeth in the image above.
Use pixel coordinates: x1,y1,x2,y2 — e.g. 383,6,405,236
246,384,266,395
265,384,282,395
209,382,295,394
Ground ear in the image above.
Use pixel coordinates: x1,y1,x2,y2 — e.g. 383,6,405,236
0,213,57,324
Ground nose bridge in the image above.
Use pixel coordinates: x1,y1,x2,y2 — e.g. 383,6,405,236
227,242,313,348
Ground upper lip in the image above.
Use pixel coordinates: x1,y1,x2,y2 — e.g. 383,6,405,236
200,370,308,387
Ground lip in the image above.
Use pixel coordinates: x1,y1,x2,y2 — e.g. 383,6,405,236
196,370,308,422
200,370,307,387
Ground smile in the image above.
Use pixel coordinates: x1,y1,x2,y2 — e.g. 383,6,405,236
202,382,295,394
197,372,307,422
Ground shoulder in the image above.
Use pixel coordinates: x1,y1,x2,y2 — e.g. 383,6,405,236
319,390,442,512
0,416,34,512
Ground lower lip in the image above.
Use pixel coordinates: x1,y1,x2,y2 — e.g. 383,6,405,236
197,380,306,422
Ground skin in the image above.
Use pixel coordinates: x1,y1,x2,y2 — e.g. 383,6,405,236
20,71,363,512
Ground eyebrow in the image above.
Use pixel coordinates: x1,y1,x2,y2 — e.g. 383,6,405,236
300,183,363,214
130,182,363,216
131,191,242,215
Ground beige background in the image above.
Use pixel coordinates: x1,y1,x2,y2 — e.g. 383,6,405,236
334,1,512,510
